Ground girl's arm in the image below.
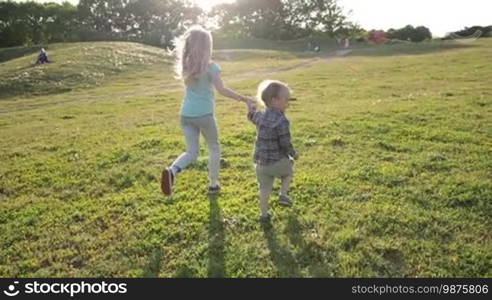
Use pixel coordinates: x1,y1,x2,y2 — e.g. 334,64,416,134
212,73,252,103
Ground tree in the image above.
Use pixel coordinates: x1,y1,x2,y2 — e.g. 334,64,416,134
414,26,432,42
77,0,201,46
285,0,348,37
212,0,288,40
334,23,366,40
0,1,81,47
212,0,349,40
386,25,432,42
44,2,79,42
77,0,128,37
0,1,27,46
124,0,202,46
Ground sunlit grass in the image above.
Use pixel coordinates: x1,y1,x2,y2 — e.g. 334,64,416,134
0,39,491,277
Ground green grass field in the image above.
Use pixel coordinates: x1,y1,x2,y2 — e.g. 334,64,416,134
0,39,491,277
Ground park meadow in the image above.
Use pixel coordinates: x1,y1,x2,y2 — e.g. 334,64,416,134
0,38,491,277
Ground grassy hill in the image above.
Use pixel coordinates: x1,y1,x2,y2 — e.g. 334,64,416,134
0,45,42,63
0,39,491,277
0,42,173,99
0,42,314,101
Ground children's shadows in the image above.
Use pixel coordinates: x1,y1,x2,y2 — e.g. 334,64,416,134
142,248,164,278
167,195,334,278
261,221,301,277
207,193,226,277
262,214,335,277
158,194,226,278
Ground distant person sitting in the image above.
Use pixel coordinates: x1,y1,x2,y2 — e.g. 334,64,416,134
306,41,312,52
35,48,50,64
344,38,350,48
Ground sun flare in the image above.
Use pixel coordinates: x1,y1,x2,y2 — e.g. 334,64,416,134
193,0,235,11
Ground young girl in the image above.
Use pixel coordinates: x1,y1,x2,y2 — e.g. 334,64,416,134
247,80,298,222
161,26,254,196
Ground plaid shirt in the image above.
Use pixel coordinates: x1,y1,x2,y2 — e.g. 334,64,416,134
247,106,297,165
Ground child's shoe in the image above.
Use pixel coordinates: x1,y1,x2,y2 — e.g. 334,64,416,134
208,185,221,194
278,195,292,207
259,212,272,223
161,168,174,196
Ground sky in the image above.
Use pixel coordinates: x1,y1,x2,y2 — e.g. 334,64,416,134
338,0,492,37
30,0,492,37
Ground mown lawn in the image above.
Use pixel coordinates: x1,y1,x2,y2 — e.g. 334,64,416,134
0,39,491,277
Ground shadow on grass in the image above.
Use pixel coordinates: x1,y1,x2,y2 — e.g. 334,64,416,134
262,221,301,277
208,193,226,278
174,266,197,278
346,41,477,57
142,248,164,278
0,45,41,63
262,213,336,278
284,215,335,277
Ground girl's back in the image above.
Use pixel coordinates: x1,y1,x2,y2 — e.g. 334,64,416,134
181,62,221,117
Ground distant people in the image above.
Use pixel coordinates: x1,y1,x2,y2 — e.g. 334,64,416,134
306,41,321,52
35,48,50,64
344,38,350,48
307,41,312,52
160,35,167,47
307,41,321,52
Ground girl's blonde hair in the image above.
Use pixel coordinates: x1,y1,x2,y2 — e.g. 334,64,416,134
174,25,213,85
256,80,291,107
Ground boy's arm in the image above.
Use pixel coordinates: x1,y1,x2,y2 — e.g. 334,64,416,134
276,118,298,159
247,102,259,125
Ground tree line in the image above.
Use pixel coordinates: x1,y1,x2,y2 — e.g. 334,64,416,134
1,0,490,48
0,0,201,47
1,0,365,47
211,0,365,40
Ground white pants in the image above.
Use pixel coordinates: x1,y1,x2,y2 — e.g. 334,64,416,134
171,114,220,186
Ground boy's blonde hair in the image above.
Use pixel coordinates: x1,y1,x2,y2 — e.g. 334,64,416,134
174,25,213,85
256,80,291,107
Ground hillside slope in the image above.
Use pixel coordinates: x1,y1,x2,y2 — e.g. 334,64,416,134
0,42,172,99
0,39,490,277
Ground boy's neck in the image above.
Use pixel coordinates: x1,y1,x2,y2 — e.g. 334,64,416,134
267,106,284,113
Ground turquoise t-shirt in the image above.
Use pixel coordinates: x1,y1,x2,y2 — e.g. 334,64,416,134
180,62,221,117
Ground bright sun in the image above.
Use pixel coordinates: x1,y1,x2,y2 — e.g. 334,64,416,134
194,0,235,11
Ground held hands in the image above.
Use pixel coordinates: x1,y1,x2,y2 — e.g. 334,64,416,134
244,97,257,111
293,152,299,160
290,152,299,163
